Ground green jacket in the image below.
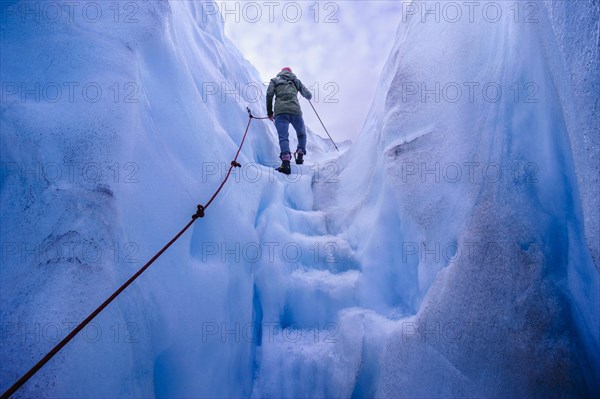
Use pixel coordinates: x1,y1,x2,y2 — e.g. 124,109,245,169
266,71,312,117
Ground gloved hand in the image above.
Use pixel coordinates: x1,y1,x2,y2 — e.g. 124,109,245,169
268,114,274,121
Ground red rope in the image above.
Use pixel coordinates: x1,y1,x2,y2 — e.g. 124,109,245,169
1,108,268,399
200,112,269,213
203,117,252,209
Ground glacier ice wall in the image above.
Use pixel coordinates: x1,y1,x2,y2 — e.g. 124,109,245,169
326,1,599,396
544,0,600,271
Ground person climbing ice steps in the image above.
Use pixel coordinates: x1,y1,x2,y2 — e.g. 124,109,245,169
266,67,313,175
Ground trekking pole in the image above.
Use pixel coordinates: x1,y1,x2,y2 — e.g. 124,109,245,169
308,100,339,152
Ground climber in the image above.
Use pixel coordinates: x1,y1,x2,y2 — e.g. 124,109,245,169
266,67,313,175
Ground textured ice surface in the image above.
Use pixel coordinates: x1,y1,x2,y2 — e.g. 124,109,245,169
1,1,598,397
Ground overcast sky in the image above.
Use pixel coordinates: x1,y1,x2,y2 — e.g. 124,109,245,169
222,1,404,142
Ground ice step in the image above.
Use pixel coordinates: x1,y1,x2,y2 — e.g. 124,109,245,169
284,208,328,236
281,167,314,211
279,269,360,328
286,232,361,273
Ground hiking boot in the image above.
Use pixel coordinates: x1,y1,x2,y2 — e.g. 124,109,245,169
295,152,304,165
276,160,291,175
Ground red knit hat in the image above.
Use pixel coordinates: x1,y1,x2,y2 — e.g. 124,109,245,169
281,67,292,72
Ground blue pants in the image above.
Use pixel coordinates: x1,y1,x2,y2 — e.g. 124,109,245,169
274,113,307,158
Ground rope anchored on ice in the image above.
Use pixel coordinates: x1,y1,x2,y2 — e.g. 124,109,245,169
193,204,206,219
